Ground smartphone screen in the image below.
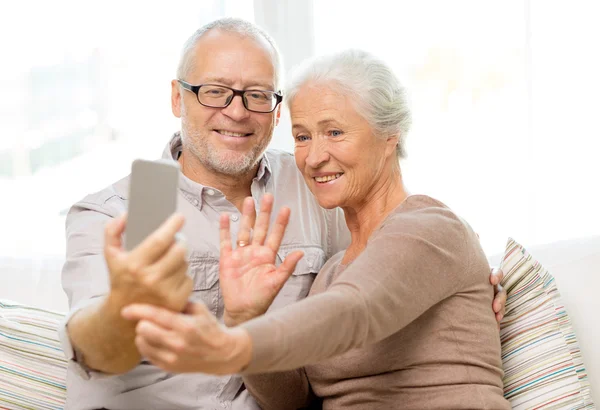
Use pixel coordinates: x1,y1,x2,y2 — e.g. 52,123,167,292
124,159,180,251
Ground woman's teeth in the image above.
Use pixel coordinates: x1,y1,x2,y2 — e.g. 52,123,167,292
315,173,342,183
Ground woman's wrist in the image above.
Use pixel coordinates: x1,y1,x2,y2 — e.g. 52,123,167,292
227,327,253,373
224,310,259,327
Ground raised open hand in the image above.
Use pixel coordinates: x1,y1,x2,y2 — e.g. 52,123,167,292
219,194,304,326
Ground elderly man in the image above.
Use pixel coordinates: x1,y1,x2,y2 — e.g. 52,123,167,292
59,17,506,410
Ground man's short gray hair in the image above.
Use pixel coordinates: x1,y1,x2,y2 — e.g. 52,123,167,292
177,17,283,91
285,49,412,158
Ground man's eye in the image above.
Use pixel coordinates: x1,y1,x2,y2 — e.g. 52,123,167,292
295,135,310,142
247,91,269,101
330,130,343,137
202,87,227,96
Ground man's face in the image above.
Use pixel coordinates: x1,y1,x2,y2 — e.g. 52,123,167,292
172,30,280,176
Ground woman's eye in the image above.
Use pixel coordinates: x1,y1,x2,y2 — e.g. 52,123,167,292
329,130,343,137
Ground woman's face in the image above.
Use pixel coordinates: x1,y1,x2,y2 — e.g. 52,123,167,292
290,84,397,210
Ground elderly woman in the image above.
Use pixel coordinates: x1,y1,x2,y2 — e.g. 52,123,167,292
124,49,509,409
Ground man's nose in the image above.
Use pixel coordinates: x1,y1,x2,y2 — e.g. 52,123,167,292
221,95,251,121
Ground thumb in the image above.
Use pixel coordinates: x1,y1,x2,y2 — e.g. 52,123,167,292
490,267,504,286
105,213,127,250
276,251,304,283
104,214,127,264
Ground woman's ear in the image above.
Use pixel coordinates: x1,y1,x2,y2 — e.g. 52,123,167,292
385,135,400,158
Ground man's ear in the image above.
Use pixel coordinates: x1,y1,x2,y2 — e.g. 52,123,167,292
171,79,182,118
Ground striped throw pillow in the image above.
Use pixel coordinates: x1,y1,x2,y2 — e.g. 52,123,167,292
0,300,67,410
500,238,594,409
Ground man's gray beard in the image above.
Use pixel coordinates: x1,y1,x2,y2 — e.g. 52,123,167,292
180,125,265,177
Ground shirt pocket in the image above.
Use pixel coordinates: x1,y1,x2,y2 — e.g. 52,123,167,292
279,245,327,274
270,245,327,309
187,252,220,315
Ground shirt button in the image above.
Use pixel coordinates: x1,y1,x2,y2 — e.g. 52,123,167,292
193,199,199,206
231,214,239,222
206,189,215,196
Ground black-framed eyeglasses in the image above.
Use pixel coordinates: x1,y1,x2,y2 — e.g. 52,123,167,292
178,80,283,113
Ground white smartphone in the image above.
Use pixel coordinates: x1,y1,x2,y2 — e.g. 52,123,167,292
124,159,180,251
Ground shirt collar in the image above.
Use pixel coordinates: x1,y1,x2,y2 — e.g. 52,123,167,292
162,131,272,209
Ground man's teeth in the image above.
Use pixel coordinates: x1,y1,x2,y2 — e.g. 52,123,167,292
218,130,247,137
315,173,342,183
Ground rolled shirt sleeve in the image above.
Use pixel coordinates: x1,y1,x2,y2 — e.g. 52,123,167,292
58,193,126,379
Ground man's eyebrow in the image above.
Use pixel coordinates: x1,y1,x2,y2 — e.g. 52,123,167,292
202,76,275,90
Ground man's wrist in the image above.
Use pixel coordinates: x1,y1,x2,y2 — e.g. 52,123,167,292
105,292,139,327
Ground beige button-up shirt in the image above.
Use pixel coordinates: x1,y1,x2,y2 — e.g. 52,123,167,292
58,133,350,410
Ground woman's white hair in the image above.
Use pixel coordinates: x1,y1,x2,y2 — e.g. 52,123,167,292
285,49,412,158
177,17,283,90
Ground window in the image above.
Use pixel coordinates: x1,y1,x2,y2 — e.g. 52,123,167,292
1,0,598,285
0,0,254,258
310,0,600,254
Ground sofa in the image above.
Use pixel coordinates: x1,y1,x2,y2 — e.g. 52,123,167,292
1,235,598,409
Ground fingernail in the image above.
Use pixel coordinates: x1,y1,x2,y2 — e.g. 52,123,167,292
175,232,187,244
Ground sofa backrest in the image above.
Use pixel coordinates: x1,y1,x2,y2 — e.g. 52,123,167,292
0,255,68,312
